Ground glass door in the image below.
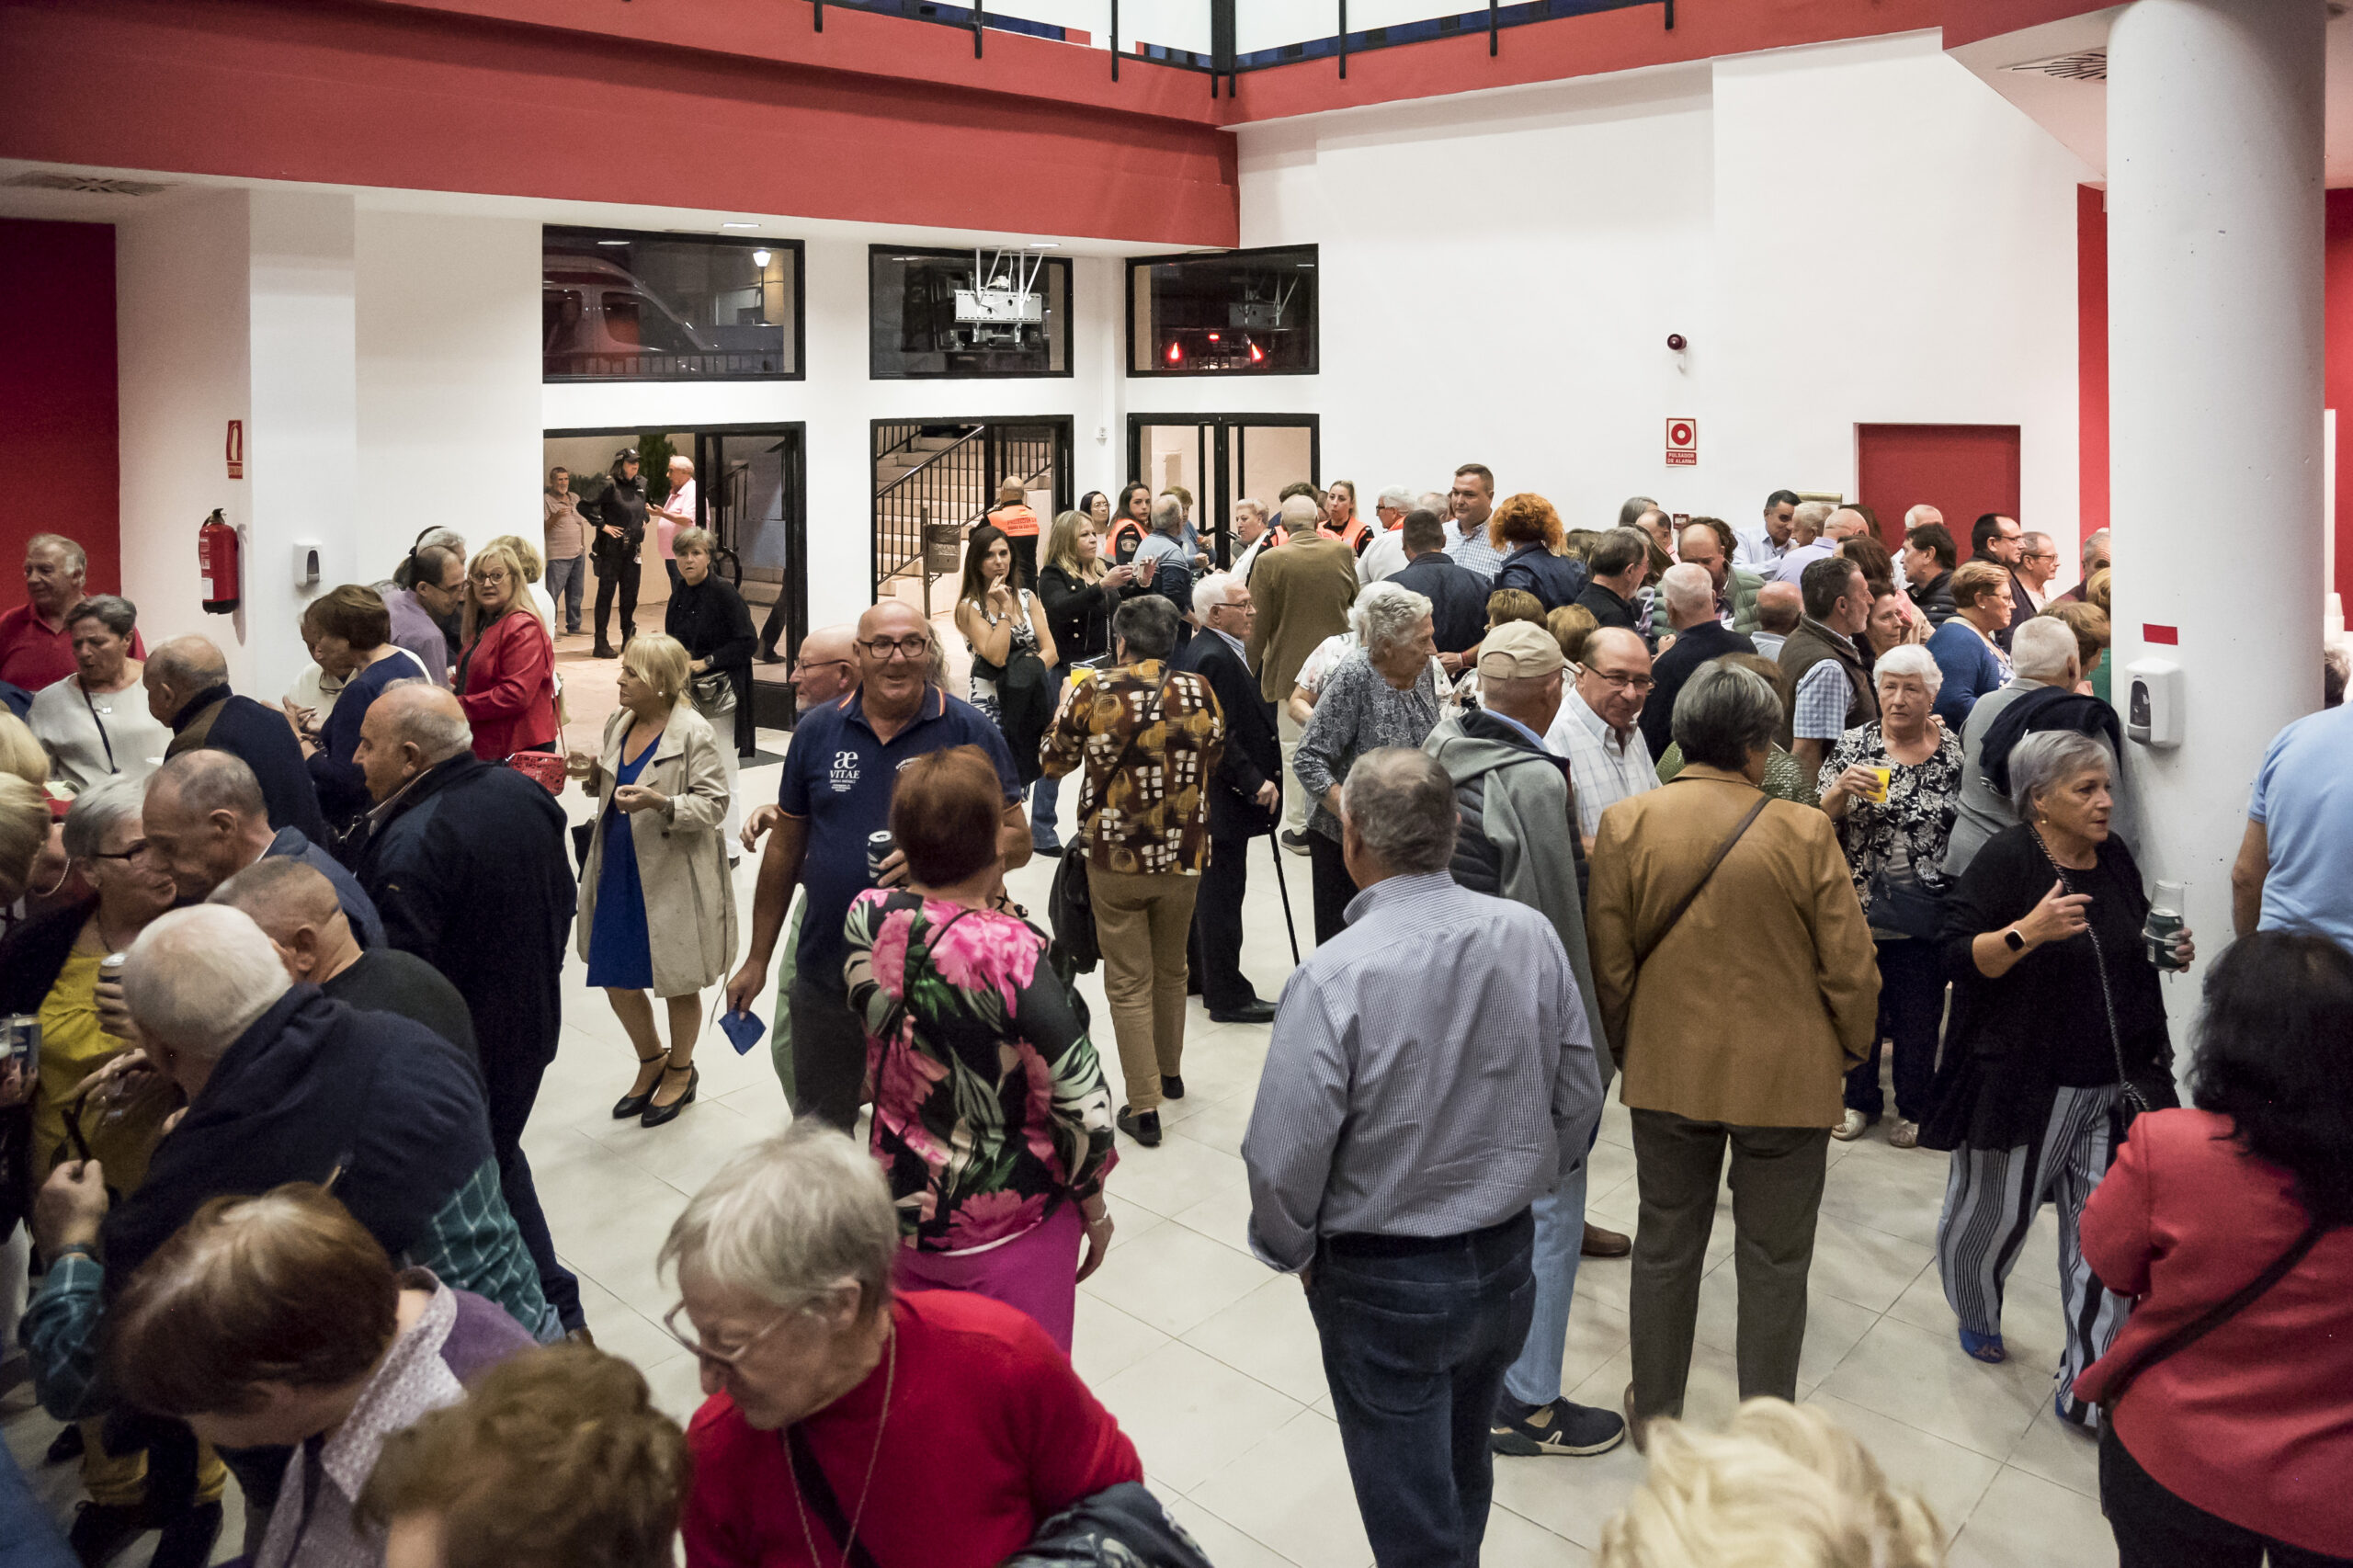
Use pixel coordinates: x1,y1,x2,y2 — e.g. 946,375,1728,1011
1128,415,1319,567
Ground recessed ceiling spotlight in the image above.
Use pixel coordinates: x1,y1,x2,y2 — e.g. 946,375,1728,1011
597,239,629,246
722,222,759,230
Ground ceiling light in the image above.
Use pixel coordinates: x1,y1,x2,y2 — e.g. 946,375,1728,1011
722,222,759,229
1165,340,1183,365
597,239,629,246
752,249,771,267
1027,242,1060,249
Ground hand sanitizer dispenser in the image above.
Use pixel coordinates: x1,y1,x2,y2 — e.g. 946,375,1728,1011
2125,658,2183,747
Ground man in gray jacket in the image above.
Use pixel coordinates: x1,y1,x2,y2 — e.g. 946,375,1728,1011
1425,620,1630,1460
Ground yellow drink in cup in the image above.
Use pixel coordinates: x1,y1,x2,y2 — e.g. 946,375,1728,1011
1863,766,1892,803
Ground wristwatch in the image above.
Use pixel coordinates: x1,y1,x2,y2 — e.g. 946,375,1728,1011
2004,927,2027,952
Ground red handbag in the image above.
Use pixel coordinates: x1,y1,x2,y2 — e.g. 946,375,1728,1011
506,751,566,794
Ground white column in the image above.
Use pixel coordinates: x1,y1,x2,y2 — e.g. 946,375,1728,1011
2107,0,2325,1017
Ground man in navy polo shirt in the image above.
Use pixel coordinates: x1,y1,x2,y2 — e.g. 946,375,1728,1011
724,599,1029,1129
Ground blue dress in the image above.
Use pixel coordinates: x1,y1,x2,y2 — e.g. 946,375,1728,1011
585,731,655,990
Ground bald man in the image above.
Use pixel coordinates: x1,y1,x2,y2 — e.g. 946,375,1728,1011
145,749,383,946
143,634,329,843
1751,581,1802,660
355,681,584,1333
1547,627,1659,854
210,856,474,1060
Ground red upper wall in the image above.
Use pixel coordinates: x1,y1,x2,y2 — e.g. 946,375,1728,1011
0,219,119,611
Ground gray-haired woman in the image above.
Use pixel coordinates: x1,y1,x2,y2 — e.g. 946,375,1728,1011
1922,730,2193,1430
1293,582,1443,943
665,1124,1146,1568
27,597,172,791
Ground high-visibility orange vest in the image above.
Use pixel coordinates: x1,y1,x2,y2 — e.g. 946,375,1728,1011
1322,517,1371,554
1105,516,1147,564
988,503,1040,539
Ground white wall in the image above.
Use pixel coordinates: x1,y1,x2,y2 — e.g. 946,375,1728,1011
1223,30,2095,545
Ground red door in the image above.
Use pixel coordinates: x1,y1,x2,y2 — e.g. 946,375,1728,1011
1856,424,2023,560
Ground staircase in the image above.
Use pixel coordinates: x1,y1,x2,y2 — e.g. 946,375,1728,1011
873,421,1058,617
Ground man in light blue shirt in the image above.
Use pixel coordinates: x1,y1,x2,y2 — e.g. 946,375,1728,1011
1244,746,1601,1566
2234,701,2353,950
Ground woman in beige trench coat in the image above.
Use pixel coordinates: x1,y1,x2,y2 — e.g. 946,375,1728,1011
565,632,737,1128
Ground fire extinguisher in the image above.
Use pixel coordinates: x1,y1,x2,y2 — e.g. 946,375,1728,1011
198,509,241,615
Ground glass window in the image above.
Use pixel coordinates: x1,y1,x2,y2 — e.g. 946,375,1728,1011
543,228,802,381
1129,244,1317,376
869,247,1071,378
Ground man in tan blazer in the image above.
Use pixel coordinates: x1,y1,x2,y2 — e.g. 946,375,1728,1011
1245,494,1361,846
1585,659,1879,1444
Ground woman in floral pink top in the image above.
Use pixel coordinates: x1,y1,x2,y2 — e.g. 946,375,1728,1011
843,746,1119,1352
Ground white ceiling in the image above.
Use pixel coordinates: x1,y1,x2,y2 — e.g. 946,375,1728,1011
1949,3,2353,187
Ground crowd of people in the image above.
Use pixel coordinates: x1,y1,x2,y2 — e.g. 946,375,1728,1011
0,449,2345,1568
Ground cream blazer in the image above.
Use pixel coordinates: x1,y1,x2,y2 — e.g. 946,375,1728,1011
575,702,738,996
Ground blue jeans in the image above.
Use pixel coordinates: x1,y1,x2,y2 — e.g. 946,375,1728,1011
1308,1210,1535,1567
544,554,585,632
1031,666,1068,846
1844,937,1942,1121
1500,1156,1590,1410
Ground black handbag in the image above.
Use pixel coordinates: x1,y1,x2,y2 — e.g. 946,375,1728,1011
1866,848,1948,941
1045,672,1170,978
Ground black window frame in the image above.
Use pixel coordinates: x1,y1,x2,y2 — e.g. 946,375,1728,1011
1125,244,1320,379
867,245,1075,381
542,227,806,384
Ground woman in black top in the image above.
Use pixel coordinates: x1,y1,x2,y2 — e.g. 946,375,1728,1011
1031,509,1137,854
664,528,755,852
1924,729,2194,1430
593,446,648,657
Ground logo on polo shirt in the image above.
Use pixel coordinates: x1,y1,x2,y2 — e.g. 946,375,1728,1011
830,750,859,793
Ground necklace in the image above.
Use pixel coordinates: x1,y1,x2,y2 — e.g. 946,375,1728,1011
790,1322,897,1568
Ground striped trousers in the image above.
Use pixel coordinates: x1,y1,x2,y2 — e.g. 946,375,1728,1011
1934,1083,2131,1429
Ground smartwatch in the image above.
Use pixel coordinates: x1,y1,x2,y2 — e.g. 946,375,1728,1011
2004,927,2027,953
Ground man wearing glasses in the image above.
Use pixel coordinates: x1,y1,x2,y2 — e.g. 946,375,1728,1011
724,601,1029,1131
2012,529,2060,622
1545,627,1660,858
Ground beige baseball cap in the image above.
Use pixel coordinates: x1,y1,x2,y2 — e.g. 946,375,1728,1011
1477,621,1565,680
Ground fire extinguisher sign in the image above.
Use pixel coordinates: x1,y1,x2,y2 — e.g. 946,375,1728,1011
226,420,244,480
1665,418,1699,467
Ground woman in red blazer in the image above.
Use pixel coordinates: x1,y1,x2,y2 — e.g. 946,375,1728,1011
2075,932,2353,1568
454,541,558,760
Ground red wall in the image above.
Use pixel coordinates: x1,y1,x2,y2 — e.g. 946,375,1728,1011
0,218,119,601
1857,424,2022,557
2076,184,2109,543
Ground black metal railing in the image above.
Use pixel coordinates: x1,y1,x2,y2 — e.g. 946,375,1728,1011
872,421,1060,605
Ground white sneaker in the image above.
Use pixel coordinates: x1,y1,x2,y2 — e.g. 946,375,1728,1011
1832,1108,1870,1142
1889,1119,1921,1149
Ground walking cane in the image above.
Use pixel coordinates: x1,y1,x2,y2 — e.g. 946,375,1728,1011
1266,826,1301,966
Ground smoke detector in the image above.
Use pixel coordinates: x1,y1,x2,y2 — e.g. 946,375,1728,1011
3,171,173,197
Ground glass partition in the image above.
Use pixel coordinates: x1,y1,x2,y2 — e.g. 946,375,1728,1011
544,228,801,381
1129,245,1317,376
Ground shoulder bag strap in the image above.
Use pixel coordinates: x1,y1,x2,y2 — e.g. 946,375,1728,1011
1632,790,1770,971
2098,1217,2332,1415
2029,833,2149,1117
1075,673,1171,834
783,1423,886,1568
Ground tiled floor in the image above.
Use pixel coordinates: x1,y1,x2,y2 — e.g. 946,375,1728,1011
0,652,2120,1564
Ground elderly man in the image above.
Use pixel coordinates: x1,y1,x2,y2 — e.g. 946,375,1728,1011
143,748,382,943
1823,506,1870,546
1632,506,1677,559
1358,483,1416,584
1642,563,1756,760
1391,508,1487,666
1443,463,1509,582
210,856,473,1055
1677,520,1762,636
381,539,463,684
1129,494,1195,653
1248,494,1359,851
1941,619,2096,880
2057,528,2110,604
1779,557,1878,783
1586,663,1877,1442
353,682,582,1334
22,903,552,1435
1245,747,1601,1562
649,453,700,594
2234,676,2353,949
1177,574,1280,1026
1735,489,1801,570
1426,625,1630,1456
1767,502,1836,585
2,533,145,690
1546,627,1657,853
726,600,1027,1131
1043,597,1224,1143
1574,528,1652,636
2015,529,2060,617
542,466,589,637
142,635,330,843
1750,580,1802,659
1903,521,1960,627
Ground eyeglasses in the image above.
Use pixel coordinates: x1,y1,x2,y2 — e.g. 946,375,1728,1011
470,571,510,586
87,840,151,863
858,636,930,661
1587,670,1656,693
790,658,853,681
660,1300,792,1367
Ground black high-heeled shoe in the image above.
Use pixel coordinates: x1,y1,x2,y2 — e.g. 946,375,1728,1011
642,1062,699,1128
612,1051,666,1119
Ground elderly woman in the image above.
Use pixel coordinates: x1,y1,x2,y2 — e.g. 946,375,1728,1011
665,1124,1144,1568
665,527,756,850
2042,600,2110,701
301,585,433,830
28,597,172,791
1490,493,1586,611
454,541,557,761
108,1183,537,1568
1816,644,1962,1148
2074,933,2353,1566
1922,731,2191,1425
1293,582,1444,942
566,633,733,1128
1925,559,2015,727
843,747,1118,1352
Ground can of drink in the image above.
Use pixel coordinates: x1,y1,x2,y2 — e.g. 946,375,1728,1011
2143,879,2188,971
867,830,896,882
0,1016,38,1072
96,950,131,1039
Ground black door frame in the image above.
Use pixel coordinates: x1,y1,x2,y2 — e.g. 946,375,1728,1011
1126,413,1320,568
544,420,809,678
869,415,1075,605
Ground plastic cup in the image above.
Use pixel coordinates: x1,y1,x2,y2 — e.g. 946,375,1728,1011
1863,766,1892,803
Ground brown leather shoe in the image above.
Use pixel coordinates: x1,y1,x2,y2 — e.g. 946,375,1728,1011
1622,1383,1650,1455
1581,1222,1631,1258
